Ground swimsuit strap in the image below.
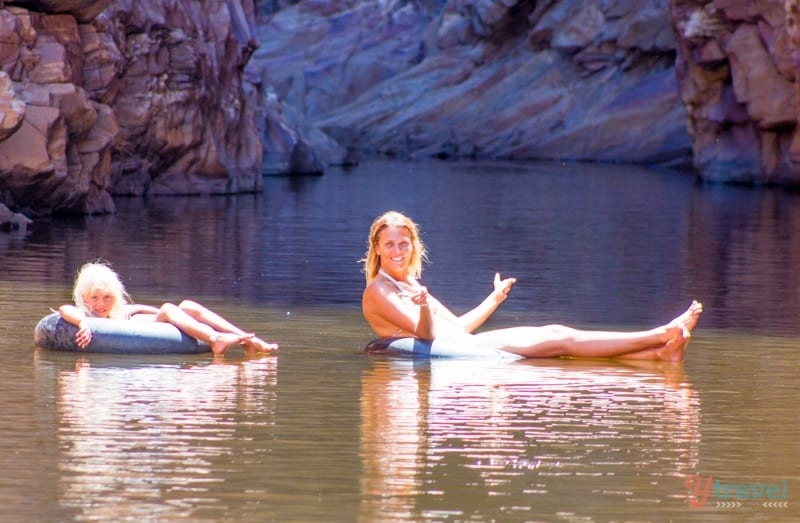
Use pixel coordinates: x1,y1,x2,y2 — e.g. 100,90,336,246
378,269,425,337
378,268,418,295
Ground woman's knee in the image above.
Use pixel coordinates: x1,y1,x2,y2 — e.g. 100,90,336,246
542,324,577,344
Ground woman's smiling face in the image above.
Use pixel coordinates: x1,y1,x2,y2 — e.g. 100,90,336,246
377,225,414,276
83,287,116,318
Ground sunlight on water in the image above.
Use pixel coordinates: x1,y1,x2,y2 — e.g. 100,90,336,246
358,358,703,521
1,160,798,522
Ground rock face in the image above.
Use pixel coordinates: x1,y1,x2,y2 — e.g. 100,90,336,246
671,0,800,184
252,0,693,167
0,0,266,215
99,0,263,196
5,0,800,218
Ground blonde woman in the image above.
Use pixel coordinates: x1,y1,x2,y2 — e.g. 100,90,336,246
59,261,278,355
361,211,702,361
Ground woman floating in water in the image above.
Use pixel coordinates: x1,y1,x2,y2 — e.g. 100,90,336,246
58,260,279,356
361,211,702,361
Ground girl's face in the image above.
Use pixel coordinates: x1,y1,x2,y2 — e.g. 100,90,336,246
377,225,414,275
83,287,116,318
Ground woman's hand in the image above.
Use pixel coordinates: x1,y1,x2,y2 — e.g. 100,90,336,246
493,273,516,303
409,286,430,308
75,319,93,349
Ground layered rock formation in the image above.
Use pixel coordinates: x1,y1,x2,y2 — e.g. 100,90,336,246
671,0,800,184
5,0,800,220
252,0,693,166
0,0,268,215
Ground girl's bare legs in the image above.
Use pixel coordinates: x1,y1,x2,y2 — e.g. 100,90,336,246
156,303,253,355
474,301,703,362
177,300,279,353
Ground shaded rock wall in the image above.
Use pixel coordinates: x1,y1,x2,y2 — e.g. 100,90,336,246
671,0,800,184
252,0,693,167
0,0,266,215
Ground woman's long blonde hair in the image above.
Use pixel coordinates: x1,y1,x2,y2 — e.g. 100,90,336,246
363,211,428,283
72,261,131,319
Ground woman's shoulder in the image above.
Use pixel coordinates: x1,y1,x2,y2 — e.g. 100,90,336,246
363,278,399,307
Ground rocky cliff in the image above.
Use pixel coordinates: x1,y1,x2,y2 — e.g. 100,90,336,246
252,0,692,166
3,0,800,219
0,0,268,215
254,0,800,185
672,0,800,184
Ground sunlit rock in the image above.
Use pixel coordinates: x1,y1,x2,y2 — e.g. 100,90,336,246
672,0,800,184
0,0,271,216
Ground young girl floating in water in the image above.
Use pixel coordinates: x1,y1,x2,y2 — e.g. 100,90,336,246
361,211,703,361
59,261,278,356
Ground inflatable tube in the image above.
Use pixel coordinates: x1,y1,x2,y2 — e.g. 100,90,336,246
365,337,523,360
34,312,210,355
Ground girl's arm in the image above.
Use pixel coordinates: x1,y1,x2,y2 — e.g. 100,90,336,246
125,303,160,316
58,304,87,327
58,304,93,348
455,273,516,333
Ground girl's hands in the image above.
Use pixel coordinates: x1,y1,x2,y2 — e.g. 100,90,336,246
75,319,93,349
493,273,516,302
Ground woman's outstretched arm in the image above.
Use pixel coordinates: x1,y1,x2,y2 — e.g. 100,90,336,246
454,273,516,333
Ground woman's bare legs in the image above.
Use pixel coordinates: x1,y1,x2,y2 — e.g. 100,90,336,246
473,301,703,361
177,300,279,354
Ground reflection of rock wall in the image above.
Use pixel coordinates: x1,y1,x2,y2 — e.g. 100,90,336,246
253,0,692,167
0,0,263,215
671,0,800,184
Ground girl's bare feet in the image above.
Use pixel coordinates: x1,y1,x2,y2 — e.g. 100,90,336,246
210,332,254,356
243,336,279,354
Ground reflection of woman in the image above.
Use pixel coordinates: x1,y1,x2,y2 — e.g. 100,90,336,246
361,211,702,361
58,261,278,355
359,357,701,521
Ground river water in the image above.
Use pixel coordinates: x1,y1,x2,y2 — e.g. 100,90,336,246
0,159,797,522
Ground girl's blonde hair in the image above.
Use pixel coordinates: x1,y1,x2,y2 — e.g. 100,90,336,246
73,261,131,319
363,211,428,283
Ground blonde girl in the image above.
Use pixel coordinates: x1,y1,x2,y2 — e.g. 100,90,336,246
59,261,278,356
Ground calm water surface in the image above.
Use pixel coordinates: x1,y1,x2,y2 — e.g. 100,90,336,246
1,160,798,522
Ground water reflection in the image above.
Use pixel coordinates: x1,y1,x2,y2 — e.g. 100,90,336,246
36,352,277,521
3,159,800,522
360,357,701,521
6,159,800,335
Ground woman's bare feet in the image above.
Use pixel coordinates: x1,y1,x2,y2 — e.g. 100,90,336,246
671,300,703,333
210,332,254,356
658,327,691,362
243,336,279,354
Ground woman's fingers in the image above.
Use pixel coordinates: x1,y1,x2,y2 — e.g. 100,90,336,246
494,273,516,294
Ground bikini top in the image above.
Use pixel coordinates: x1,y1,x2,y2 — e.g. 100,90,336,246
377,268,429,338
378,268,420,297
